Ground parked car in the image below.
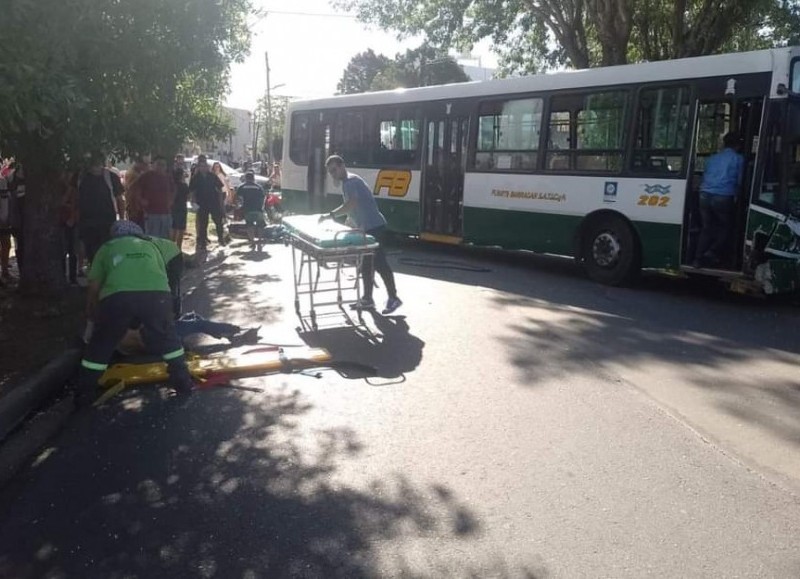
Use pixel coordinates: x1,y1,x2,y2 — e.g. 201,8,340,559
186,157,271,190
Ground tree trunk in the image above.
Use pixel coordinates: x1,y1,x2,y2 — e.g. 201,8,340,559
672,0,688,59
18,163,67,297
589,0,632,66
523,1,591,69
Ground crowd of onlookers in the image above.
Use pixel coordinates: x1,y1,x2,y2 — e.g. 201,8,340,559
59,154,194,286
0,153,281,288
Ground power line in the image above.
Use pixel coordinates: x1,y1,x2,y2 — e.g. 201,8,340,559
260,9,358,19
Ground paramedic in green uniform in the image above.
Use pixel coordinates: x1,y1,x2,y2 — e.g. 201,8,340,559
78,221,192,403
148,235,183,318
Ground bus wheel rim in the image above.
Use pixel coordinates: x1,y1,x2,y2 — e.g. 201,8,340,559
592,231,621,268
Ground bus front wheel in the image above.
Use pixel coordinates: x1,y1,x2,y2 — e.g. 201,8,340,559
580,214,641,286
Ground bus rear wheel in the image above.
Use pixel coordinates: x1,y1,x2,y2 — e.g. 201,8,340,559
580,214,640,286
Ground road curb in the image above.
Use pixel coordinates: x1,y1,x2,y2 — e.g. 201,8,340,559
0,348,81,443
0,396,75,489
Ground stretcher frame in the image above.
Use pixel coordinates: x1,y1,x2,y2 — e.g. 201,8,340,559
287,229,379,331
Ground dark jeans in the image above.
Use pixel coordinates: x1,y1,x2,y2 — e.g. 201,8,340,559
80,222,113,264
362,226,397,301
696,192,735,265
79,291,191,393
64,225,78,283
166,257,183,319
196,205,224,248
176,312,240,339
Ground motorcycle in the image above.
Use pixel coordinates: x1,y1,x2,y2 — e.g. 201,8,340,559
264,188,283,223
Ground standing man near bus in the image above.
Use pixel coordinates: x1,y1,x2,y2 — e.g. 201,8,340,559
693,132,744,268
136,156,175,239
319,155,402,314
189,155,226,250
78,154,125,264
236,170,266,251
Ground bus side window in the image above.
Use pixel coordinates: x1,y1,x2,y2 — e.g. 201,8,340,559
631,86,690,175
289,113,312,166
545,91,627,173
694,101,731,172
331,111,370,166
376,117,420,166
545,110,573,170
474,97,542,172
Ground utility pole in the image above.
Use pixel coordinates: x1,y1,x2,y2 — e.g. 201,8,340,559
252,112,260,161
265,51,272,164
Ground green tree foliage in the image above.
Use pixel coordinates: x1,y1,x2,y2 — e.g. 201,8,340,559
255,95,290,160
0,0,252,293
336,0,800,74
337,49,393,93
338,43,470,93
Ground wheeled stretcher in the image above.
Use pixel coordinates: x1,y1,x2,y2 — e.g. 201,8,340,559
282,215,379,331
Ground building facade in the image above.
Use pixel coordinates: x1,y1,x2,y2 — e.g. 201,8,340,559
187,107,254,165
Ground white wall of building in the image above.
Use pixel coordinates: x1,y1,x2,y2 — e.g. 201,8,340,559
194,107,254,164
461,64,496,82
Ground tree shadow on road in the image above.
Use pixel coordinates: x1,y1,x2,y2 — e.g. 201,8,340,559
182,255,284,327
0,385,544,578
693,376,800,446
391,242,800,442
297,314,425,382
0,242,555,578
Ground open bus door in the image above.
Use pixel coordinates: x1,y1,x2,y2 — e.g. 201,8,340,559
421,103,468,243
682,96,764,272
743,99,800,293
307,113,331,214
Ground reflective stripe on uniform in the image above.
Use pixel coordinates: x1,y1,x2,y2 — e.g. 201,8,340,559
162,348,185,361
81,359,109,371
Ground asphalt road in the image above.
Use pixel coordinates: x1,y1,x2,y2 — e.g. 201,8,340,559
1,238,799,578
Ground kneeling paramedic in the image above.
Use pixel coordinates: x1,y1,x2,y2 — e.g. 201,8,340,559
149,235,183,318
78,221,193,401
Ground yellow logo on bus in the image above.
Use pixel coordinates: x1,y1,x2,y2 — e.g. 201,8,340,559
374,170,411,198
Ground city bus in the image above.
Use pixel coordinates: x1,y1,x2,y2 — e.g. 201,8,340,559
281,48,800,294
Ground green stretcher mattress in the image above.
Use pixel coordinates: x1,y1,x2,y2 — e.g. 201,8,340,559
282,215,376,248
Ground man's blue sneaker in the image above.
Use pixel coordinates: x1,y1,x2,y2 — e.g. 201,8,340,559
382,297,402,315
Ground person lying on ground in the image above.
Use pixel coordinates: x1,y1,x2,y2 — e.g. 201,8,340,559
116,312,260,356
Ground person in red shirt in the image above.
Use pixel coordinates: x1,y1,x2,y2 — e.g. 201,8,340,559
136,156,175,239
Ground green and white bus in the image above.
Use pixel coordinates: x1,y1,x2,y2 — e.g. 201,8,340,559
282,48,800,294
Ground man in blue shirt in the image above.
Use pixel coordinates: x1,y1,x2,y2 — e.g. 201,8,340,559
320,155,402,314
693,132,744,268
